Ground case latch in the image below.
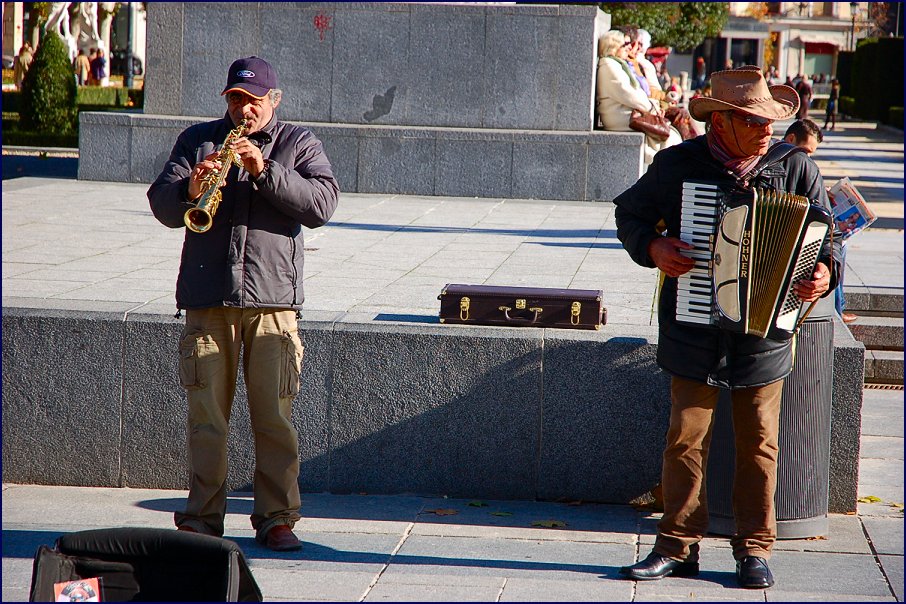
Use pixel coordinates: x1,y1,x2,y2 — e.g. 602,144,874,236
460,296,471,321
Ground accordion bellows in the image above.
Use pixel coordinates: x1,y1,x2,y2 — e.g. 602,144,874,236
678,181,833,340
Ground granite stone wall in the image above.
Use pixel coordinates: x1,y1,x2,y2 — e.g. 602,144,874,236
78,113,645,201
143,2,608,131
2,307,863,512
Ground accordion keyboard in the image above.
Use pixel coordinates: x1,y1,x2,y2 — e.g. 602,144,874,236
676,182,722,325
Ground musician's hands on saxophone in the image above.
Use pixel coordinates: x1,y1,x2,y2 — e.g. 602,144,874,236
187,136,270,203
188,152,222,201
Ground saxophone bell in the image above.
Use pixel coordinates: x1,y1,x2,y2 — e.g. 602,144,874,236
184,191,220,233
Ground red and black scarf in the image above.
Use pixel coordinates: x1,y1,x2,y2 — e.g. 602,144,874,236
706,130,761,182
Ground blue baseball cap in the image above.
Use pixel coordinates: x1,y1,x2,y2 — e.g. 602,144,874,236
221,56,277,99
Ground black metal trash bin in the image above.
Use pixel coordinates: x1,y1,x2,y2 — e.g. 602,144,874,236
706,318,833,539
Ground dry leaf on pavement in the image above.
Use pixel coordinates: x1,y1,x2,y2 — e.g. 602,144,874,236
424,508,459,516
531,519,567,528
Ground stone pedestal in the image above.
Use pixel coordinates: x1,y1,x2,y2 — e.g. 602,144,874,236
78,2,645,200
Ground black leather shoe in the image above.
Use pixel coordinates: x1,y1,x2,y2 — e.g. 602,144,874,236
619,552,699,580
736,556,774,588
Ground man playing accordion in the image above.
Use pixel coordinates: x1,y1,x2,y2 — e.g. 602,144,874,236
613,67,841,589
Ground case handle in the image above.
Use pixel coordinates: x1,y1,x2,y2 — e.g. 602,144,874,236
498,306,543,324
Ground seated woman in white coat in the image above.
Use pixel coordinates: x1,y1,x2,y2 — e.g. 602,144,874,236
596,30,682,167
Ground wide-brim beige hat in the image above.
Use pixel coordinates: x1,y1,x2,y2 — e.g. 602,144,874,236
689,66,799,121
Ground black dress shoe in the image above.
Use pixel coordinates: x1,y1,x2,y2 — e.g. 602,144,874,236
736,556,774,588
619,551,699,580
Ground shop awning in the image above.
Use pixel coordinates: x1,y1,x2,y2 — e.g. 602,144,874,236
795,31,846,46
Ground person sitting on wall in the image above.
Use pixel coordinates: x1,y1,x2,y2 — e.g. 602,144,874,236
596,30,682,166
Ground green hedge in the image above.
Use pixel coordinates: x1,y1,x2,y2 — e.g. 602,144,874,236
2,128,79,148
888,107,904,129
2,91,21,113
840,96,856,117
1,111,78,147
75,85,143,107
2,85,143,149
20,31,77,134
2,87,143,113
850,37,904,121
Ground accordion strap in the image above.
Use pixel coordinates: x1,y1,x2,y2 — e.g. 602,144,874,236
748,141,806,183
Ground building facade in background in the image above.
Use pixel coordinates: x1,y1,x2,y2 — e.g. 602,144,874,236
696,2,902,80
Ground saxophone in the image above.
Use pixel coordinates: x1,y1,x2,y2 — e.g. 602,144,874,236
184,118,250,233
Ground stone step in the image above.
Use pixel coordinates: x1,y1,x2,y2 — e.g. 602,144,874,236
845,286,904,315
847,315,904,351
864,350,905,384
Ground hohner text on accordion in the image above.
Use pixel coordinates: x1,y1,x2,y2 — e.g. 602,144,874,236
676,181,832,340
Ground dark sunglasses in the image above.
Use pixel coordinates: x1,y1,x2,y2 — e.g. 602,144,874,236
730,112,773,128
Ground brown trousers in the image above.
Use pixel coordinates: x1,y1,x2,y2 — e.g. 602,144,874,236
174,307,304,540
654,376,784,562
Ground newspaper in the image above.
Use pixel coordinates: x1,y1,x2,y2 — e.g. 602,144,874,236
828,177,876,240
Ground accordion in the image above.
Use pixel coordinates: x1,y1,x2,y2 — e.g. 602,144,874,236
676,180,833,340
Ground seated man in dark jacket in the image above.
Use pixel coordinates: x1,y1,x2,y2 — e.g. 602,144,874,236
148,56,339,551
613,67,841,589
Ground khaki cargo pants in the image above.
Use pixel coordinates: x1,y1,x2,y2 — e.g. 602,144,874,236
174,307,304,541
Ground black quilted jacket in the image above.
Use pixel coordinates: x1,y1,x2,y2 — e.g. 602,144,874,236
613,136,841,389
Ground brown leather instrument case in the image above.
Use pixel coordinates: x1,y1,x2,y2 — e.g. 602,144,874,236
438,284,606,330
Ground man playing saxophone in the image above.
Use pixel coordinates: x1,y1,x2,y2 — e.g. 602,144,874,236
148,57,339,551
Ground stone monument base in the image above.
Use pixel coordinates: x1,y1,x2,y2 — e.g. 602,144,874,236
78,112,645,201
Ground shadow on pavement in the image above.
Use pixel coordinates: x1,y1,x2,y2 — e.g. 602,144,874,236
330,221,614,239
1,528,66,558
2,155,78,180
2,527,626,579
867,217,905,230
134,494,646,534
